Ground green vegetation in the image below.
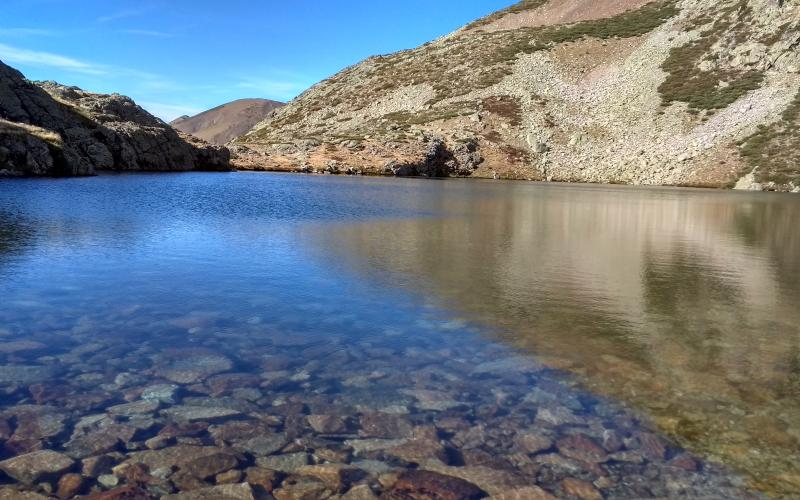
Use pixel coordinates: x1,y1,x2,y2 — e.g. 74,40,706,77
427,0,679,104
738,90,800,187
384,101,475,126
658,1,766,111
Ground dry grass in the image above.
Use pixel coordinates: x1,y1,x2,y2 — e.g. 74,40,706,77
0,119,63,146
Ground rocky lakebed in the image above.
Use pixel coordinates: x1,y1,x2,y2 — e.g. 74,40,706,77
0,312,754,500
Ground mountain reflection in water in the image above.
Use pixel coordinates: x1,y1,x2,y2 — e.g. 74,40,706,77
308,181,800,494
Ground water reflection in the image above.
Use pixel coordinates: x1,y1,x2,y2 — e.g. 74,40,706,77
310,182,800,494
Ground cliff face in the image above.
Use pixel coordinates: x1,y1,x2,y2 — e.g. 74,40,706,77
237,0,800,191
0,61,230,177
171,98,284,145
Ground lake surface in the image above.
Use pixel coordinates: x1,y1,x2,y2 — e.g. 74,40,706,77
0,172,797,498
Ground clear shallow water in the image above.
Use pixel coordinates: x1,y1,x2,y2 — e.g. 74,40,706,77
0,173,794,498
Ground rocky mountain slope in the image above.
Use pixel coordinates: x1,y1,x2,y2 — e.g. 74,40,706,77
236,0,800,191
0,61,229,177
171,98,283,145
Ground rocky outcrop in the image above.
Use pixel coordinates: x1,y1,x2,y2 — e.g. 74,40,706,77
0,61,230,177
236,0,800,191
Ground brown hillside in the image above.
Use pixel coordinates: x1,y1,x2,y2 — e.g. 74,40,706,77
236,0,800,192
171,98,283,145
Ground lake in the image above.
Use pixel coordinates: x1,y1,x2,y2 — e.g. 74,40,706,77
0,172,797,498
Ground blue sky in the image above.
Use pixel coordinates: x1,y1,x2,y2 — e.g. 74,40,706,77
0,0,514,121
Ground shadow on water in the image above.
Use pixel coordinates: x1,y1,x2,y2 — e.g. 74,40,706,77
305,182,800,494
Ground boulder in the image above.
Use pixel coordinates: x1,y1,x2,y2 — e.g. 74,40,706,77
384,470,487,500
0,450,75,484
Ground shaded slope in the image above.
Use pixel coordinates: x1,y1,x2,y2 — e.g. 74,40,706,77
0,61,229,177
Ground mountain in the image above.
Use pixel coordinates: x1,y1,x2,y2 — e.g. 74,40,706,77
171,98,284,145
0,61,229,177
235,0,800,192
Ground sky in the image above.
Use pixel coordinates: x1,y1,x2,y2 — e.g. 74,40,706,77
0,0,515,121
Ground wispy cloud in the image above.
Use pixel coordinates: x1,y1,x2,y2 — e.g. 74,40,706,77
120,29,176,39
0,43,106,75
97,9,145,24
0,43,180,93
0,28,57,38
235,77,312,101
139,101,203,122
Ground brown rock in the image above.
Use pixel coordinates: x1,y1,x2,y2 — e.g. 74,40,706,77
0,450,75,484
342,484,379,499
82,454,117,477
216,468,243,484
359,413,413,439
65,430,122,459
163,483,255,499
159,422,209,439
669,453,699,471
206,373,261,397
516,432,553,454
385,426,447,464
0,488,49,499
28,383,68,405
296,464,365,492
83,485,156,500
308,414,348,434
155,350,234,384
123,463,154,486
491,486,556,500
556,435,608,463
272,476,330,500
57,473,85,498
384,470,487,499
420,465,528,497
562,478,602,500
182,452,239,479
244,466,282,493
124,445,233,471
631,432,667,460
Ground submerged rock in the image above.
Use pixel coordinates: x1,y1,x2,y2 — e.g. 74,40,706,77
0,365,61,384
0,450,75,484
155,351,234,384
163,483,255,500
161,405,241,423
384,470,487,500
141,384,181,404
255,452,310,473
